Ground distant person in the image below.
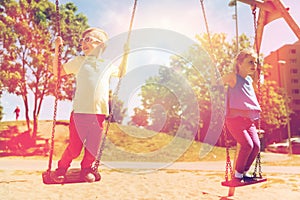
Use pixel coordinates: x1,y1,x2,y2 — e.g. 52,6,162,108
14,106,20,121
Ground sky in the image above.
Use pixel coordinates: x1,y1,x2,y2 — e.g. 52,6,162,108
1,0,300,121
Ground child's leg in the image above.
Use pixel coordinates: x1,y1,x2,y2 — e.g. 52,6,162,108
244,123,260,172
58,112,84,169
81,114,105,169
226,117,255,174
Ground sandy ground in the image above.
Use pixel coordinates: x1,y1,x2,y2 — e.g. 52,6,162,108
1,156,300,200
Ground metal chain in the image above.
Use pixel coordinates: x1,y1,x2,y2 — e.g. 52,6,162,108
55,0,61,36
93,0,138,171
252,5,263,178
199,0,233,181
224,125,234,181
199,0,215,62
126,0,137,45
224,84,233,181
47,0,62,172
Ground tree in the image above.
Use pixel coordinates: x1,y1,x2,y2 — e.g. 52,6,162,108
133,33,235,139
132,32,290,142
130,57,211,139
259,64,292,132
109,90,127,124
139,70,182,135
0,0,88,139
130,107,149,127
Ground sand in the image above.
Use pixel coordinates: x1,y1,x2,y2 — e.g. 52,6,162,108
1,156,300,200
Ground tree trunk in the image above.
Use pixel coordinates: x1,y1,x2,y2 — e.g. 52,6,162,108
21,53,31,132
32,79,46,143
32,91,39,143
23,95,31,132
32,114,38,142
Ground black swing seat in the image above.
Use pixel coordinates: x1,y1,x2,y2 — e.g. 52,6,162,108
221,177,267,187
42,168,101,184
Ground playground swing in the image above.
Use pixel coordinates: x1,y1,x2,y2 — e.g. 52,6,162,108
42,0,138,184
199,0,267,190
221,4,267,189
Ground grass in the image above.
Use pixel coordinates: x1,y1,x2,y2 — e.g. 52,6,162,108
1,120,300,166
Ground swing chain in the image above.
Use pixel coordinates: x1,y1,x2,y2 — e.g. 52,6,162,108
252,5,259,55
47,0,62,172
55,0,61,36
199,0,234,181
93,0,138,171
126,0,137,45
225,148,233,181
199,0,214,60
224,125,233,181
253,151,262,178
251,4,263,178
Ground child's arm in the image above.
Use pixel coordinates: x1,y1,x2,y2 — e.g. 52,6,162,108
222,72,236,88
117,43,130,78
53,36,66,77
252,69,264,93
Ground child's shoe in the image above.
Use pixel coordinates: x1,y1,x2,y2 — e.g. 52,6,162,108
52,168,67,183
81,168,100,182
243,174,256,182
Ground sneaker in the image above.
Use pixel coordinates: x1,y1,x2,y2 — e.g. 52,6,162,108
81,168,100,182
243,175,256,182
52,168,67,183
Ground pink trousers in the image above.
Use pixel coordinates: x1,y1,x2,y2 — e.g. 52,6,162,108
58,112,105,169
226,116,260,173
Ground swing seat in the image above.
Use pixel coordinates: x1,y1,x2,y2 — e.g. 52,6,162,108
42,168,101,184
221,177,267,187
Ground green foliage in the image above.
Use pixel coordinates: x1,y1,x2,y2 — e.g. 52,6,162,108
0,0,88,136
130,32,290,140
129,48,214,138
259,64,291,130
110,90,127,124
130,107,149,126
140,69,182,135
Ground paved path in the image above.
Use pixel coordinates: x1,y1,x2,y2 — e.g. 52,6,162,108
1,158,300,174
